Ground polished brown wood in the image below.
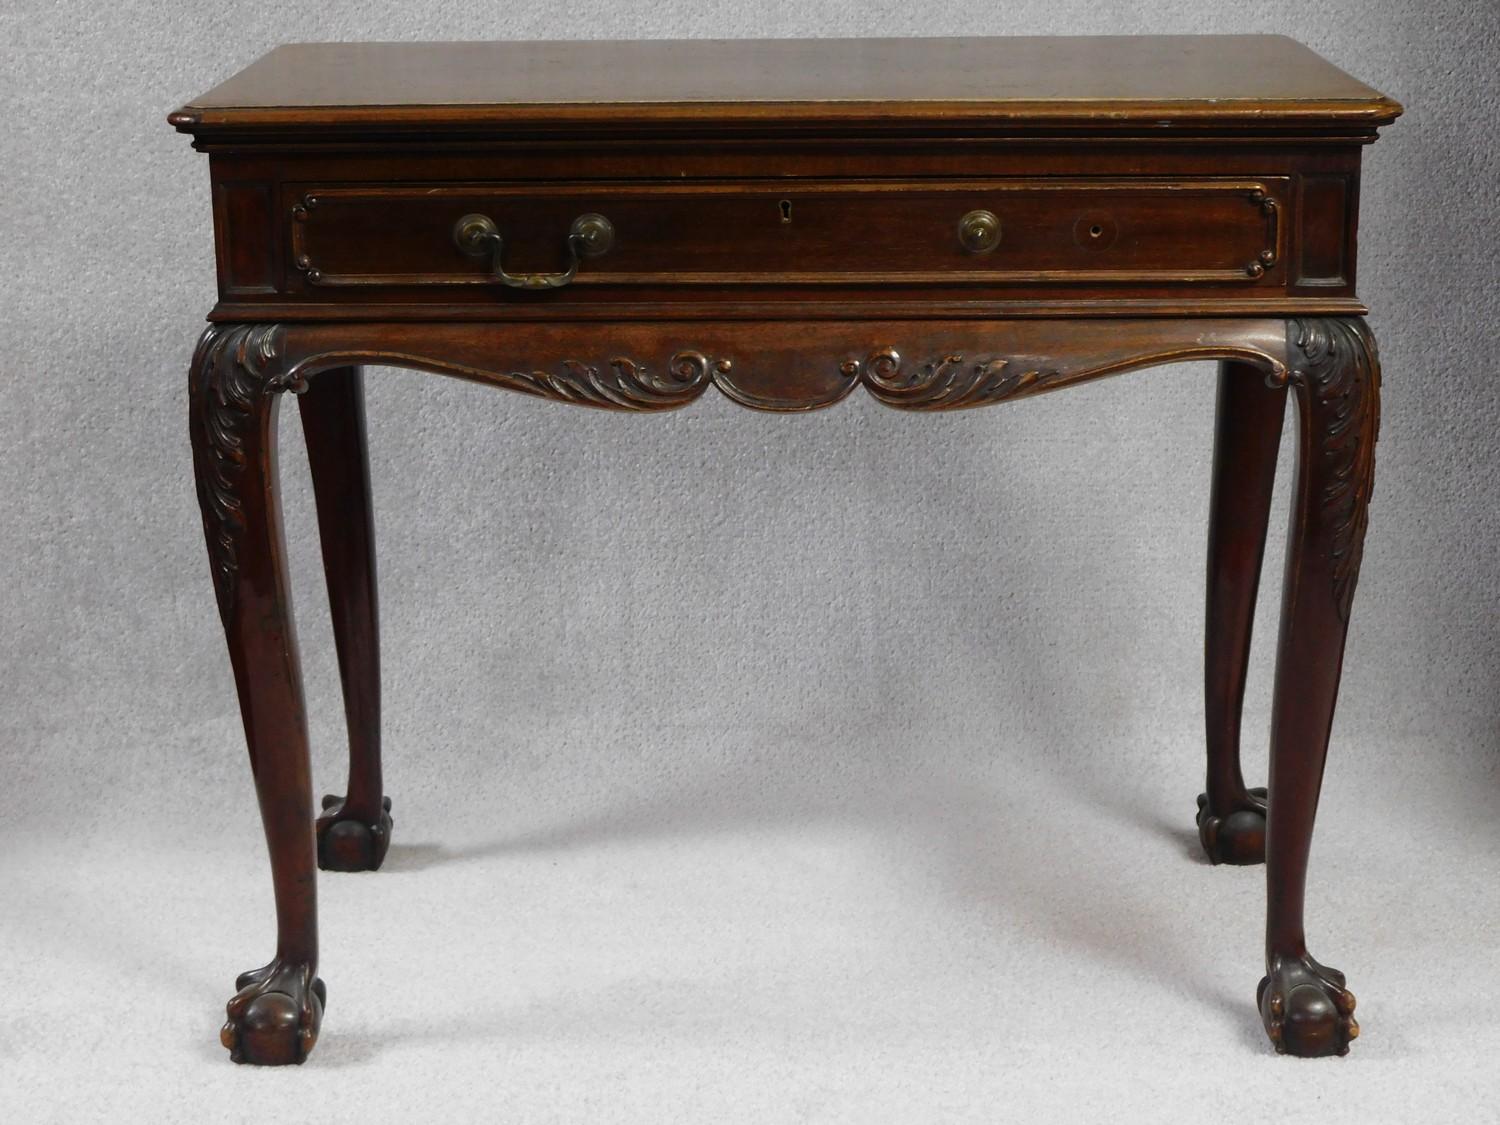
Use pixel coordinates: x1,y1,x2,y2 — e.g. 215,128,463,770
189,326,323,1066
286,179,1289,291
1198,360,1287,865
1260,318,1378,1057
298,368,392,872
174,35,1398,1065
170,37,1399,134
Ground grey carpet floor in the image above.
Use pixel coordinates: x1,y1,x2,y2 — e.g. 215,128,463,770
2,733,1497,1124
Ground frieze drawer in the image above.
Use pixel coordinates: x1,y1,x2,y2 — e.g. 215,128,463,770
284,178,1288,294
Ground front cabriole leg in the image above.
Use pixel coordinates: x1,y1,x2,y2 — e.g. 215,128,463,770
1259,317,1379,1057
190,323,326,1065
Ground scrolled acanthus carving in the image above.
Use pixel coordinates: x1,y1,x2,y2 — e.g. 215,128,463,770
189,324,304,620
847,347,1060,409
501,351,730,409
1287,317,1380,621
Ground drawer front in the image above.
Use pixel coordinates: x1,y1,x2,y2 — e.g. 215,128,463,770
286,178,1287,292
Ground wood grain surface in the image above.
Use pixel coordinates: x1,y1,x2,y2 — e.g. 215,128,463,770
171,36,1401,134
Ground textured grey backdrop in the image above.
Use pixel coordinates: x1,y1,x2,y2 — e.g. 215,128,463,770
2,2,1498,1122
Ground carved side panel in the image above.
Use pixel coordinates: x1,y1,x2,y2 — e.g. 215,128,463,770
1288,317,1381,620
189,324,300,621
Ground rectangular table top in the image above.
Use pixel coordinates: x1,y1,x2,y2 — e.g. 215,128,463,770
171,36,1400,137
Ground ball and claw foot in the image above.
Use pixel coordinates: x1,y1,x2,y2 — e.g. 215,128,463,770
317,793,393,872
221,959,326,1065
1196,786,1267,865
1258,952,1358,1057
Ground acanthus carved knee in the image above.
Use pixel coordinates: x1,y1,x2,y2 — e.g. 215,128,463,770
1284,317,1381,621
188,324,307,622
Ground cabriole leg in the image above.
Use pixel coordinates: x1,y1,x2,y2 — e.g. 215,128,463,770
299,366,392,872
1198,360,1287,864
1258,317,1379,1057
190,324,325,1065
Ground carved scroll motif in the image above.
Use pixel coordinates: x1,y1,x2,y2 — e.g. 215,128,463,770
1288,317,1381,621
189,324,302,620
850,347,1061,409
499,351,726,409
189,322,1316,611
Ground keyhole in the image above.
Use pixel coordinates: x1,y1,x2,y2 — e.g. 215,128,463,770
779,199,793,223
1089,225,1103,238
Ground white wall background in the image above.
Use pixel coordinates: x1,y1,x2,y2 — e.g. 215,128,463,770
1,2,1497,1119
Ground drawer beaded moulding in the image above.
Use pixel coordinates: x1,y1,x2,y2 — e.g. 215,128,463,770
170,36,1401,1065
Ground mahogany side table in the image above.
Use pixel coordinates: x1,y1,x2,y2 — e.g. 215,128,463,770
169,36,1400,1065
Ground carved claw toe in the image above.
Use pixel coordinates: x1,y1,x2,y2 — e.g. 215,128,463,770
317,793,394,872
1196,787,1267,865
1258,953,1358,1057
222,959,326,1065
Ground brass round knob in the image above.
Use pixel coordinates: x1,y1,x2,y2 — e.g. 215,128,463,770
453,213,500,256
570,213,615,258
958,210,1002,255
